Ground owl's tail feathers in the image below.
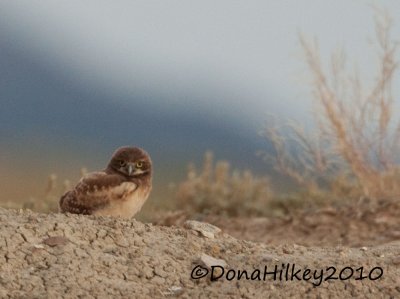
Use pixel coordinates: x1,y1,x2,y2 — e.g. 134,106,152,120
59,191,71,213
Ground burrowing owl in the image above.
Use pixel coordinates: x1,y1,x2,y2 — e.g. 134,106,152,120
59,146,152,218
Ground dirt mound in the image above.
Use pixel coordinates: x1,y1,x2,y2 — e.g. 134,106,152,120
0,208,399,298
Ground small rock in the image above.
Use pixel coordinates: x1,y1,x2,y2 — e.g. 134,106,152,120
154,266,168,278
392,257,400,265
166,286,183,296
103,246,117,254
42,236,69,247
282,246,293,254
184,220,221,239
197,253,227,269
360,247,368,251
261,254,274,262
200,231,215,239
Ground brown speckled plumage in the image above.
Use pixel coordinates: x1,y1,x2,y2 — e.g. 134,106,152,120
59,146,152,218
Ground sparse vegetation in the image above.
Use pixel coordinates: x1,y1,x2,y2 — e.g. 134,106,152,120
2,10,398,221
174,151,272,217
174,10,400,218
263,10,400,200
1,169,87,213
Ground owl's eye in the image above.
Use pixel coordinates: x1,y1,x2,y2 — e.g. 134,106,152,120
119,160,126,167
136,161,143,168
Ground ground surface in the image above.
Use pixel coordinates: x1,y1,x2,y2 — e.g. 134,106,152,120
163,198,400,247
0,206,399,298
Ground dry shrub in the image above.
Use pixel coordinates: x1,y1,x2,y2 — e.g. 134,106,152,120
175,151,271,216
2,169,86,213
264,10,400,200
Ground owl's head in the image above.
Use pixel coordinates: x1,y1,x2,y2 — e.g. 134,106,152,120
107,146,152,178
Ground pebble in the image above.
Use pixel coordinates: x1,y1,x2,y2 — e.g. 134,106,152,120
184,220,221,239
197,253,227,269
164,286,184,296
261,254,274,262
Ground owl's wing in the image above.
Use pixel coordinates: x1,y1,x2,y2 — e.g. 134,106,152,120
59,172,137,215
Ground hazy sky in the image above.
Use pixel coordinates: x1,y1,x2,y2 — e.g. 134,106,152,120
1,1,400,202
0,0,399,126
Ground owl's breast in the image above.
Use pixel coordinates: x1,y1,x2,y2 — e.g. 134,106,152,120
94,182,151,218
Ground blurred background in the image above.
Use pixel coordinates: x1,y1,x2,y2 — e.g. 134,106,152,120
0,0,399,208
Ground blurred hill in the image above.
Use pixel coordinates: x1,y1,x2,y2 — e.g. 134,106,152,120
0,41,269,203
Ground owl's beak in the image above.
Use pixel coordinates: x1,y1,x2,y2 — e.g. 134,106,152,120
127,164,134,176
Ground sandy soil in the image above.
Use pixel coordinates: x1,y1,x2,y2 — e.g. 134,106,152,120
172,198,400,247
0,206,399,298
